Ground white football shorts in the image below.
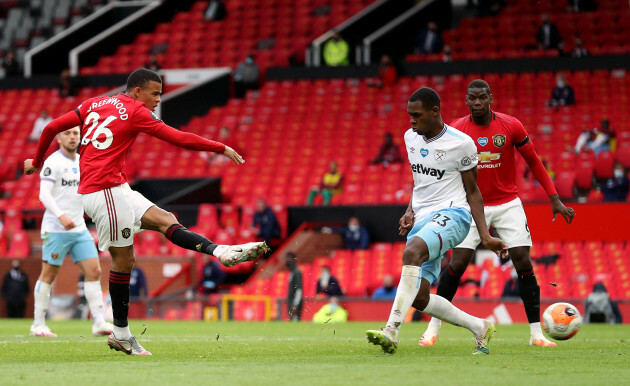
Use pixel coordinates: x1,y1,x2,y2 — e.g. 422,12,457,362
456,197,532,250
82,183,155,251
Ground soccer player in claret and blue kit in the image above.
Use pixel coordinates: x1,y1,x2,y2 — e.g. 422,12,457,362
366,87,508,355
25,68,270,355
418,80,575,348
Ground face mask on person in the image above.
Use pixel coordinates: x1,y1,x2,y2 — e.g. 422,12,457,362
320,272,330,283
329,303,338,313
349,225,360,232
614,169,624,179
557,80,565,88
245,57,254,64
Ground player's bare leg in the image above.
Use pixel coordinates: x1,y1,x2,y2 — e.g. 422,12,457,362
31,262,59,337
141,206,270,267
418,247,475,346
510,246,556,347
107,246,151,356
76,258,113,336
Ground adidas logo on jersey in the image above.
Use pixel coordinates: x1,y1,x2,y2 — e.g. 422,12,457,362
410,163,445,180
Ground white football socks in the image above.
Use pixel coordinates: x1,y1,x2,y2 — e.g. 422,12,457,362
428,316,443,327
33,280,52,327
84,280,105,326
113,325,132,340
385,265,422,339
529,322,544,338
422,294,484,335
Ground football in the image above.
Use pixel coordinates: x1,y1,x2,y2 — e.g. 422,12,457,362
542,302,583,340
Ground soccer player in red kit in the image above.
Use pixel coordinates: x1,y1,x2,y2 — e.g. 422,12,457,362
24,69,270,355
416,79,575,347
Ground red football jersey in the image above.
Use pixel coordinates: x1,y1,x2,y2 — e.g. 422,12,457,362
73,93,224,194
450,111,529,206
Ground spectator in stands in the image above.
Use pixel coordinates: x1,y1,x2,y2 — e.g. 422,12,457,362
415,21,443,55
536,13,561,50
567,0,597,13
574,117,614,155
1,260,29,318
584,282,620,323
198,256,227,294
307,160,343,206
372,274,397,300
252,198,281,246
58,68,78,97
144,55,161,73
600,162,629,202
313,296,348,323
571,37,589,58
129,266,148,300
371,132,403,166
2,51,20,77
204,0,226,21
285,252,303,321
442,45,453,63
29,110,53,142
323,31,350,67
233,53,260,98
501,269,520,298
548,73,575,108
368,55,397,88
321,217,370,250
316,266,343,297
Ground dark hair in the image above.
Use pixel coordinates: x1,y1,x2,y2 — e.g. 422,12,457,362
126,68,162,91
409,87,440,110
467,79,491,94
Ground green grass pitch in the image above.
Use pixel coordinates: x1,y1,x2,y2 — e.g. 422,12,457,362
0,319,628,385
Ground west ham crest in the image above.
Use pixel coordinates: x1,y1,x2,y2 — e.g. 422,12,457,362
435,150,446,162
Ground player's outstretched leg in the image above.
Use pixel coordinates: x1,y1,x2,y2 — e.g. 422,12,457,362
421,293,495,355
164,224,270,267
31,280,57,337
419,248,474,346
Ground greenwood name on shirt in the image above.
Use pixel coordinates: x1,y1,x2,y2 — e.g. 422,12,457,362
450,112,530,206
74,93,171,194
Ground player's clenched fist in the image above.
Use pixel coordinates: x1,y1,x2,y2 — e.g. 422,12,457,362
24,159,37,175
398,210,414,236
223,146,245,165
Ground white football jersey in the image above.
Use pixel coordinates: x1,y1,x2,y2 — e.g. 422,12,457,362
404,124,478,221
40,150,87,234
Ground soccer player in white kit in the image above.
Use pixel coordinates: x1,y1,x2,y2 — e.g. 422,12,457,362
366,87,507,355
30,127,113,337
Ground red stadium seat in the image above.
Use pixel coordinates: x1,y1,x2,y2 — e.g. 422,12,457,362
594,151,615,179
6,230,30,258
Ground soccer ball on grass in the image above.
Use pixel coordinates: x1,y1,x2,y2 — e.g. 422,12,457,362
542,302,582,340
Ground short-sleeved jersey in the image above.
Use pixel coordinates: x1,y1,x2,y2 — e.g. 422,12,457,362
39,150,87,234
450,111,528,206
404,124,478,221
74,93,168,194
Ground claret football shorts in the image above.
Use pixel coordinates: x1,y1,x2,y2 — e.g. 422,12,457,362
457,197,533,250
407,207,472,284
82,183,154,251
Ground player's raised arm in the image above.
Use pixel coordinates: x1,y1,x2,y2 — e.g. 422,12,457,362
461,167,507,256
25,111,82,174
515,133,575,224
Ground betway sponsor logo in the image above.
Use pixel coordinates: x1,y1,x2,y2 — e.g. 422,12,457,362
410,163,445,180
61,178,80,187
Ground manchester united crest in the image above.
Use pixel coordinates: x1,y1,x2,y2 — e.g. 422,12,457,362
122,228,131,239
493,134,506,148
